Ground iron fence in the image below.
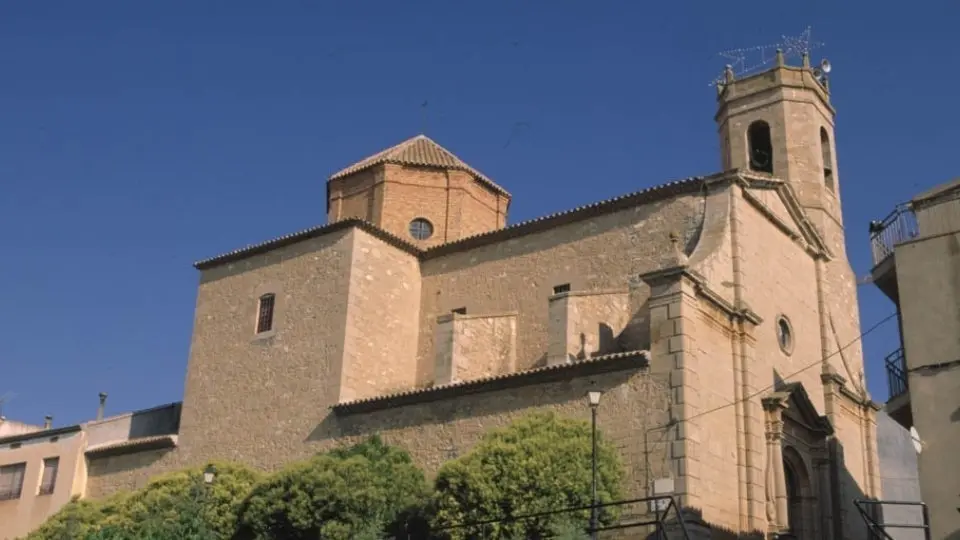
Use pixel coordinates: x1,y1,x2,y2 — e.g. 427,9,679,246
869,204,919,267
854,499,930,540
885,348,909,399
431,495,692,539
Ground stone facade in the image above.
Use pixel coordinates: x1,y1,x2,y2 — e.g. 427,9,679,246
51,59,886,540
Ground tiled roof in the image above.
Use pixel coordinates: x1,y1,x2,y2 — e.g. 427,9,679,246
422,174,713,257
194,172,720,270
193,218,422,270
328,134,510,196
332,350,649,415
85,434,178,457
0,424,82,445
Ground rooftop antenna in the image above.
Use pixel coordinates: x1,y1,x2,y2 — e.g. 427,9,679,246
709,26,826,87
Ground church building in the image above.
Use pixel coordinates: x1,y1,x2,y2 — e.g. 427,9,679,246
19,52,883,539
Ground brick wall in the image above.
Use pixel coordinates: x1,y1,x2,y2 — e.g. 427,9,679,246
328,168,382,223
377,165,505,247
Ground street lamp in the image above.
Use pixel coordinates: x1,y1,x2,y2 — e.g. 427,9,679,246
203,464,216,485
587,391,602,539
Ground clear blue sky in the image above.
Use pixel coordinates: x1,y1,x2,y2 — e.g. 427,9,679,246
1,1,957,427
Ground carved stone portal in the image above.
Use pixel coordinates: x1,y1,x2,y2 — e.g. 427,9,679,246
762,383,835,540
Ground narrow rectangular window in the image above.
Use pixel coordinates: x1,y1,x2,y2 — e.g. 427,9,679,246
0,463,26,501
451,307,467,315
256,294,276,334
38,457,59,495
553,283,571,294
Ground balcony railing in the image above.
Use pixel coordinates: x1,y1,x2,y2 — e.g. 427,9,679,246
885,348,909,400
869,204,919,267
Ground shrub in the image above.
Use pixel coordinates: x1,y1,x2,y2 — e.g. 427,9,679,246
430,411,623,539
235,436,429,540
26,461,261,540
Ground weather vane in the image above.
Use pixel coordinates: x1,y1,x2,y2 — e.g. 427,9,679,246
709,26,825,86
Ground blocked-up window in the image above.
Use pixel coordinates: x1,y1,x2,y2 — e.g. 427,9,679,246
0,462,26,501
38,457,59,495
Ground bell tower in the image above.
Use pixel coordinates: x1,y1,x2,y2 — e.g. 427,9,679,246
716,51,881,534
715,50,844,258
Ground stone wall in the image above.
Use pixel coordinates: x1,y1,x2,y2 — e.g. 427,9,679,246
85,365,672,508
341,229,422,402
175,228,355,466
85,447,173,500
735,187,824,411
434,312,517,384
547,290,630,366
417,193,706,385
326,366,673,496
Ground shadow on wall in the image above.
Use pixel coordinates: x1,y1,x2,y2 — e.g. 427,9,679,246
127,404,181,440
307,368,677,509
308,369,641,442
658,448,877,540
951,406,960,423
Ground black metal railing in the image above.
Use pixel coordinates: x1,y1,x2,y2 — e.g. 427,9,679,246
885,348,909,399
431,495,692,539
854,499,930,540
869,204,919,267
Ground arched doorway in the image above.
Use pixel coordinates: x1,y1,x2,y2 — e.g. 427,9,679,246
783,447,812,539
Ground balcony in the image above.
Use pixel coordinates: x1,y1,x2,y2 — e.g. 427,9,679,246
868,204,918,303
884,348,913,429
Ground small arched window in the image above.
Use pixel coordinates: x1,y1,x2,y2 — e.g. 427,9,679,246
776,315,794,355
820,127,835,193
256,293,275,334
747,121,774,174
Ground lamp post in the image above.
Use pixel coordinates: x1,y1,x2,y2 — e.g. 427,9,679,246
587,391,602,540
203,464,217,486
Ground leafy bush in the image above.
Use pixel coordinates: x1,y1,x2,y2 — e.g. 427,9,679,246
113,461,262,538
26,461,260,540
235,436,428,540
430,411,623,539
26,493,133,540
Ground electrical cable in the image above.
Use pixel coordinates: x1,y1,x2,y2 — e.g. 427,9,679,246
675,311,899,427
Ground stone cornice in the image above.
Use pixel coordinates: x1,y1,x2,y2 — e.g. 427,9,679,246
639,265,762,325
734,173,833,261
821,372,880,410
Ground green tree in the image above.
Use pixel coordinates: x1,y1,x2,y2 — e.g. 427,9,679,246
235,436,429,540
26,462,260,540
430,411,623,539
26,494,129,540
113,461,262,539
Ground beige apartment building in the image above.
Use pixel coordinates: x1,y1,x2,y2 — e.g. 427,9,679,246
1,53,909,539
869,178,960,539
0,402,180,539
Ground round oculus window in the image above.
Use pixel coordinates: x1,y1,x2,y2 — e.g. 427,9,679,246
776,315,794,354
409,218,434,241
